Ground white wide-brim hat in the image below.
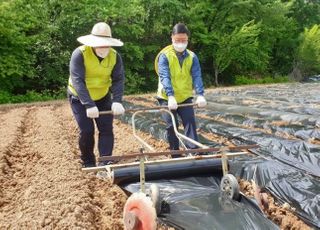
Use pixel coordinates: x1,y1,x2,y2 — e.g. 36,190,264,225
77,22,123,47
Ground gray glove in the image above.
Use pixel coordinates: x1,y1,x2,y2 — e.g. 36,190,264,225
86,106,99,118
111,102,125,115
168,96,178,110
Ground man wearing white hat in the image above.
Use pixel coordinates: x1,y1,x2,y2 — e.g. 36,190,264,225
68,22,125,168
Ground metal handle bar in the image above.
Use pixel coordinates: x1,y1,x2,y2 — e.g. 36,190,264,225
98,144,259,161
131,107,208,152
99,103,196,115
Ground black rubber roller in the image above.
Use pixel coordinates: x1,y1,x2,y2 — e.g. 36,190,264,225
110,158,224,185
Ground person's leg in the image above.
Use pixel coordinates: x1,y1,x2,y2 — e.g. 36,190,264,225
95,94,114,161
69,95,96,167
178,98,199,149
158,99,180,157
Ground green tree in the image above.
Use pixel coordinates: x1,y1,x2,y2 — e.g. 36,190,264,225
288,0,320,31
187,0,298,85
212,21,268,86
1,0,320,102
138,0,188,92
297,24,320,77
0,0,42,93
187,1,267,85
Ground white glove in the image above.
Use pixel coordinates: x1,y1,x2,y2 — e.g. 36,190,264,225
168,96,178,110
196,95,207,108
111,102,125,115
86,106,99,118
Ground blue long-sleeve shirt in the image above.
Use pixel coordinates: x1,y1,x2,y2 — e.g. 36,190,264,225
158,50,204,97
68,48,125,108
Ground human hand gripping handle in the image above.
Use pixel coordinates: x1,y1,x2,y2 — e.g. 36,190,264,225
86,106,99,118
168,96,178,110
196,95,207,108
111,102,125,115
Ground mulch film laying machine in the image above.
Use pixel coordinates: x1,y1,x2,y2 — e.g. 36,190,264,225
82,104,258,230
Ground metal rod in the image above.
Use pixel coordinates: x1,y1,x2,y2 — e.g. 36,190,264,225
221,152,229,176
161,109,208,149
98,144,258,162
130,106,207,153
83,152,249,173
132,111,155,152
99,103,196,115
161,109,209,149
139,148,146,193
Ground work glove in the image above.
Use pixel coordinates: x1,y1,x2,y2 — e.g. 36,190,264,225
196,95,207,108
111,102,125,115
168,96,178,110
86,106,99,118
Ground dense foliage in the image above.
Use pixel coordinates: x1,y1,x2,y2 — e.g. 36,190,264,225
0,0,319,102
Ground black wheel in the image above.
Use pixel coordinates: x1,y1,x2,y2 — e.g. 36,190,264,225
220,174,240,200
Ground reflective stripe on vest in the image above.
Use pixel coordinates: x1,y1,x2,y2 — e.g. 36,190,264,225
155,45,194,103
68,45,117,101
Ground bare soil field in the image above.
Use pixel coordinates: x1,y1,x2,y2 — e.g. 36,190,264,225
0,89,313,229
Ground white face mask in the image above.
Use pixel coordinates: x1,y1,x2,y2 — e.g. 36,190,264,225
95,47,110,58
172,42,188,52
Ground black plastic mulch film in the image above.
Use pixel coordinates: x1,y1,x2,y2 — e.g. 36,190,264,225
117,83,320,229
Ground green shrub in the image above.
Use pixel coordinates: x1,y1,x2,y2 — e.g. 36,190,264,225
0,88,67,105
234,75,290,85
0,91,12,104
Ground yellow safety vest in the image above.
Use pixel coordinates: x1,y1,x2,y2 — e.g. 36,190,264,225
155,45,194,103
68,45,117,101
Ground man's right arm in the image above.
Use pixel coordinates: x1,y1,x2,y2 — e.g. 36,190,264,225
69,48,95,108
158,54,174,97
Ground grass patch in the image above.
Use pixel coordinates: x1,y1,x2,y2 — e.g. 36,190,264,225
0,88,66,104
234,75,290,85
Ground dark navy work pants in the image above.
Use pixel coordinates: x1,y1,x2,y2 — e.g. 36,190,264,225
158,97,199,151
69,94,113,167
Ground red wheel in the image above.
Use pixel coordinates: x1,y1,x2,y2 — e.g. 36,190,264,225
123,192,157,230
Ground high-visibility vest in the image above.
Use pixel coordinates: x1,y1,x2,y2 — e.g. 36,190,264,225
68,45,117,101
155,45,194,103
